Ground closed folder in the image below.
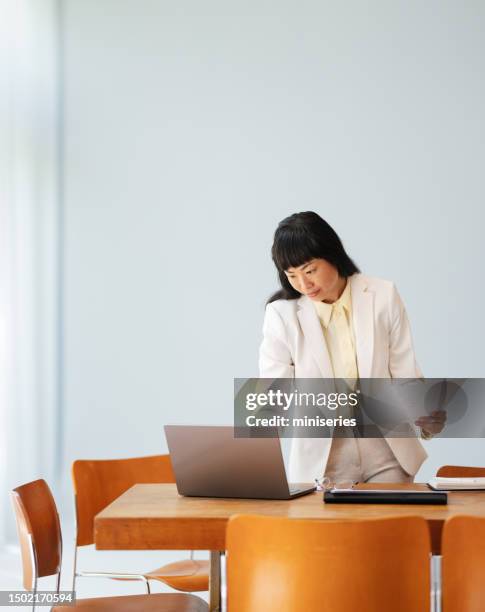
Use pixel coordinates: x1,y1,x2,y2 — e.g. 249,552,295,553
428,476,485,490
324,488,448,504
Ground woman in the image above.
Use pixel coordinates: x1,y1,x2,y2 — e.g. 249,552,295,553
259,211,443,485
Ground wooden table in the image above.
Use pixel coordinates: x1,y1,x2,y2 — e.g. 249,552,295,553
94,483,485,611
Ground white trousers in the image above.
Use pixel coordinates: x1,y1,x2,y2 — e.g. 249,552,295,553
324,435,413,484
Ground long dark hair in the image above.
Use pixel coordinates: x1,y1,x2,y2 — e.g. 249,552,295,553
267,211,360,303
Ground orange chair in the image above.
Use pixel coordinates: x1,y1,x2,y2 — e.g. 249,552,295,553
442,516,485,612
10,479,207,611
436,465,485,477
71,456,209,593
431,466,485,611
226,514,431,612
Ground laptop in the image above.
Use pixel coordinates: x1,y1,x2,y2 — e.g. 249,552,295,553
164,425,315,500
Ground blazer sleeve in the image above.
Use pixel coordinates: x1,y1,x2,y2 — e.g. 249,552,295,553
388,284,423,379
259,303,295,378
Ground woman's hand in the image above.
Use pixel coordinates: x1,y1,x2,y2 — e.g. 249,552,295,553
414,410,447,436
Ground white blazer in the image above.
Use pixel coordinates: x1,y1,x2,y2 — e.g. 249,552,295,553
258,273,427,481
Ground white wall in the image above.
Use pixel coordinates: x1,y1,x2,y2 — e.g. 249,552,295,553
61,0,485,500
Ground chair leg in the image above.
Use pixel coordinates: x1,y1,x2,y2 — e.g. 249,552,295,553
31,576,37,612
72,542,78,593
28,534,38,612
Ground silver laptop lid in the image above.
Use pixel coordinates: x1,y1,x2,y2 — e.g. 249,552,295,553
164,425,292,499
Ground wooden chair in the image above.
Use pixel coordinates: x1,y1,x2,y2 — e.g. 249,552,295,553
10,479,207,611
71,455,209,594
436,465,485,477
432,465,485,610
442,516,485,612
226,514,431,612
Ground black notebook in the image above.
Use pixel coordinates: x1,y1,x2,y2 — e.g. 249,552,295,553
324,489,448,505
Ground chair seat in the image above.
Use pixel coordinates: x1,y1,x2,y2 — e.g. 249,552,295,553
145,559,210,592
111,558,210,592
53,592,208,611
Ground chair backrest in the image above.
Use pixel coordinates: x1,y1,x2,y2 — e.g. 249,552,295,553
72,454,175,546
227,514,430,612
436,465,485,477
442,516,485,612
10,479,62,590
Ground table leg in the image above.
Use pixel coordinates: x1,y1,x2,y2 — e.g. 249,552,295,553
209,551,222,612
432,554,442,612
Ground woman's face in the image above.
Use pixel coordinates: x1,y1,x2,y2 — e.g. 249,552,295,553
284,258,343,302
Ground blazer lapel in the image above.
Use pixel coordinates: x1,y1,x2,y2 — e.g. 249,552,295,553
350,274,375,379
297,296,333,377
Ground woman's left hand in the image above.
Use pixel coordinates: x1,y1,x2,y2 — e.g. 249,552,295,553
415,410,447,436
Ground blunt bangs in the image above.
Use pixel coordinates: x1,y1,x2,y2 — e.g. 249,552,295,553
271,226,322,272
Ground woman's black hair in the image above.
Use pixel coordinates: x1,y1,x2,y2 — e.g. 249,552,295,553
267,211,360,303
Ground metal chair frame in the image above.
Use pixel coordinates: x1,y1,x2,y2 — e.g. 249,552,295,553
71,491,152,594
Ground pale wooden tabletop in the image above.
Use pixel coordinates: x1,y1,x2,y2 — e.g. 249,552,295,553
94,483,485,555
